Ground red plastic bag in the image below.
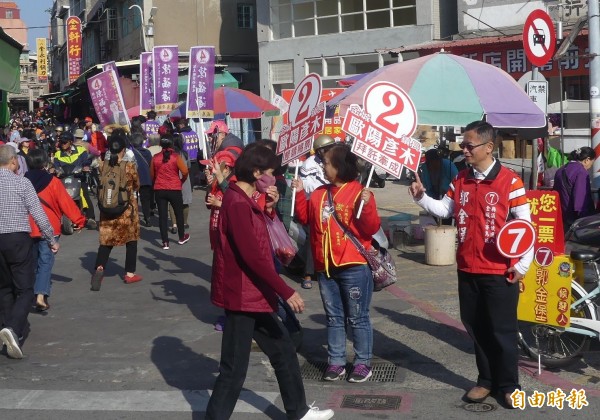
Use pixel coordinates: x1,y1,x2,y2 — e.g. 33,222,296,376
264,213,298,266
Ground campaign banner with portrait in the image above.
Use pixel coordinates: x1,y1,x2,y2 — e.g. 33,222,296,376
153,46,179,113
186,46,215,119
66,16,82,84
36,38,48,84
139,52,154,116
87,70,130,127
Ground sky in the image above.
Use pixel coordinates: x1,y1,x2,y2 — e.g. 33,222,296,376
15,0,54,50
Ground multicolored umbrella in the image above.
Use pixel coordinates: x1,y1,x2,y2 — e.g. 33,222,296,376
171,86,280,119
329,52,546,129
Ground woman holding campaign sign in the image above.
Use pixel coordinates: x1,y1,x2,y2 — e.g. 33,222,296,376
292,144,381,383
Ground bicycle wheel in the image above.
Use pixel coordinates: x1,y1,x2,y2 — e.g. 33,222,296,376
518,281,594,368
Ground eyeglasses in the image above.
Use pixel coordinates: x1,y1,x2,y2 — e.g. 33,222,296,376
459,142,489,152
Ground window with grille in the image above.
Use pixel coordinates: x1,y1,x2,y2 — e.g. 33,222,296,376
238,4,254,29
106,9,117,41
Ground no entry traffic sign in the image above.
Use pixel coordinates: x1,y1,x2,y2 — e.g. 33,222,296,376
523,9,556,67
496,219,537,259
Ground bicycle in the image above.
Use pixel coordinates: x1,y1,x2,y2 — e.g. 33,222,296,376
518,249,600,368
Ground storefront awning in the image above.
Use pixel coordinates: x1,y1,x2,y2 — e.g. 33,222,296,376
0,27,23,93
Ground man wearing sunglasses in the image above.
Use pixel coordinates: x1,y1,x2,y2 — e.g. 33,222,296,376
409,120,533,409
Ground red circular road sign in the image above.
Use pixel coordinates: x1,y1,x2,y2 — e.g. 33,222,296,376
496,219,536,258
523,9,556,67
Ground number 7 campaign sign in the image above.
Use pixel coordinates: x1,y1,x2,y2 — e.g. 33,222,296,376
342,81,421,178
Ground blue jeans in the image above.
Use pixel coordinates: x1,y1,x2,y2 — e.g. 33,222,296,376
317,264,373,367
34,236,59,297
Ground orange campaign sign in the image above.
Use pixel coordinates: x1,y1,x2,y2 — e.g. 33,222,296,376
66,16,82,84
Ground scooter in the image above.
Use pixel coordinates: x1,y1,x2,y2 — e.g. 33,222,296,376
56,165,84,235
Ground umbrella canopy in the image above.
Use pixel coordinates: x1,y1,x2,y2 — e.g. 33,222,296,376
329,52,546,130
171,87,280,119
126,105,140,119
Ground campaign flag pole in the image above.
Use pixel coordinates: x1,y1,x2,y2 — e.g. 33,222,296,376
356,166,374,219
290,160,300,217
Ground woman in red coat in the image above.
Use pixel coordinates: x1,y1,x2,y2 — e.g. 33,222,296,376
206,145,333,420
25,149,86,310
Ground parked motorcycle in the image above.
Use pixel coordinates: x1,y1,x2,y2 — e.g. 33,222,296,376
56,165,84,235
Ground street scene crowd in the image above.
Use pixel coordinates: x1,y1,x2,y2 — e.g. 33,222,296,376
0,109,597,419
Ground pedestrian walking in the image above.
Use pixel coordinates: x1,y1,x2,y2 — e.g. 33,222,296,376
408,120,533,408
0,145,60,359
206,144,333,420
91,134,142,291
292,143,380,383
25,149,86,311
129,132,153,226
168,134,192,233
151,134,190,250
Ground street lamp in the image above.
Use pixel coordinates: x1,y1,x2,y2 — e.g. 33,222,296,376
128,5,157,52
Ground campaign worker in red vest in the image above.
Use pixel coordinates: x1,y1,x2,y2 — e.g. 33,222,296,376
409,121,533,408
292,144,381,384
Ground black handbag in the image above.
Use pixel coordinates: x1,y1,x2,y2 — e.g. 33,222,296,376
327,188,397,291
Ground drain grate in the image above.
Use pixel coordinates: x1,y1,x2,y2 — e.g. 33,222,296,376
300,361,398,382
462,402,496,412
341,394,401,410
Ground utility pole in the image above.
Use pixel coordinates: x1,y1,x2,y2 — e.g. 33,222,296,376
589,0,600,188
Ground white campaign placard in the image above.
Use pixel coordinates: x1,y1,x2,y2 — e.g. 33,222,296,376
527,80,548,115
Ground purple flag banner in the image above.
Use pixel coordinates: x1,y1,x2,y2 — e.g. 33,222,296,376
140,52,154,116
87,69,130,127
153,46,179,113
181,130,200,161
186,46,215,119
102,61,119,76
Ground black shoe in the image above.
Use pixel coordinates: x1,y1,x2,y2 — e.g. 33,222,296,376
142,219,151,227
87,219,98,230
184,224,190,229
170,226,177,234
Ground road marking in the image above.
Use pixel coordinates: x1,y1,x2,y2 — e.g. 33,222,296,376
0,389,280,412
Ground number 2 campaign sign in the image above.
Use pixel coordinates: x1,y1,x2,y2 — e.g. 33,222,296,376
342,82,421,178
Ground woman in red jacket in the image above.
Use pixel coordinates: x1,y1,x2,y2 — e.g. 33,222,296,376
292,144,381,383
150,134,189,250
206,145,333,420
25,149,86,311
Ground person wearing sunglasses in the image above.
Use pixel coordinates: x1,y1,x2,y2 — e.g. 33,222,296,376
408,120,533,409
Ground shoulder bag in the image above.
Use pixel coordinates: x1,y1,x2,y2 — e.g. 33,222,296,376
327,188,397,291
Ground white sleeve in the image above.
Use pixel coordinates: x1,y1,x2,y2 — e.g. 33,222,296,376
511,202,534,275
416,194,454,219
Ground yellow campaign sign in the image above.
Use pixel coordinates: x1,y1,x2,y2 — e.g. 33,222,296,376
518,254,572,327
36,38,48,83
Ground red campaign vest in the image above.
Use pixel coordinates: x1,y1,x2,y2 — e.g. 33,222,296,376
309,181,371,273
452,164,516,275
152,150,182,191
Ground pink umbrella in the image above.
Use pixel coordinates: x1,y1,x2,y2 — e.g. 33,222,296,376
126,105,140,119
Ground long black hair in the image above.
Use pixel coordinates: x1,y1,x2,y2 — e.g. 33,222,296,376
108,134,127,167
160,134,174,163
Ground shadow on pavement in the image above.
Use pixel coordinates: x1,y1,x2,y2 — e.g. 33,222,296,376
151,335,284,419
142,246,212,282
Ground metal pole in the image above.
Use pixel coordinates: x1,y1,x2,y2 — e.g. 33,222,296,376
557,20,565,154
532,67,539,190
129,5,148,52
589,0,600,189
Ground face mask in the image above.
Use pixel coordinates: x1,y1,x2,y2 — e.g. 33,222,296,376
255,173,276,193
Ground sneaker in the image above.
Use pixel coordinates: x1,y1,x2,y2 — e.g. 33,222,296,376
123,274,143,284
90,268,104,292
348,364,372,383
170,226,177,234
323,364,346,381
178,233,190,245
87,219,98,230
214,315,226,332
300,402,334,420
0,327,23,359
162,241,170,250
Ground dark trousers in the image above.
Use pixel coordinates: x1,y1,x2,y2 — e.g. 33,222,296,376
139,185,153,221
0,233,35,339
205,311,309,420
458,270,520,393
95,241,138,273
155,189,185,242
81,180,96,220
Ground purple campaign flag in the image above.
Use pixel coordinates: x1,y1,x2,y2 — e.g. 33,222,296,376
153,46,179,113
181,130,200,161
140,52,154,116
102,61,120,77
87,69,130,127
186,46,215,119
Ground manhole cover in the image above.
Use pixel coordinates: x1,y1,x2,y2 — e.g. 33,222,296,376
341,394,401,410
300,361,398,382
462,402,496,412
